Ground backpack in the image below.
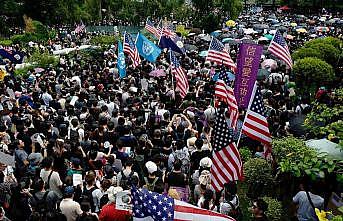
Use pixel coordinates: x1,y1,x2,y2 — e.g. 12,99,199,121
30,191,50,221
69,127,79,143
80,186,97,212
99,194,109,209
119,171,134,190
174,151,190,174
143,177,159,192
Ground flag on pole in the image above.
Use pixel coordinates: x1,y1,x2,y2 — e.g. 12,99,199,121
241,83,272,152
267,30,292,69
211,110,243,192
159,33,185,54
145,19,161,39
206,37,236,71
123,33,141,68
135,33,162,63
170,50,188,99
215,71,239,129
132,187,235,221
74,21,85,33
117,41,126,79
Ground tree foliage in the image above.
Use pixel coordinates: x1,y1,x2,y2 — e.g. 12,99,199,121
292,57,335,94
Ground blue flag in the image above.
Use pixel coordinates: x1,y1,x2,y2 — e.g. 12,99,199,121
159,35,185,54
0,49,25,64
117,41,126,79
135,33,161,63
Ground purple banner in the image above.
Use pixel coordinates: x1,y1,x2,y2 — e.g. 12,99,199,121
234,43,263,108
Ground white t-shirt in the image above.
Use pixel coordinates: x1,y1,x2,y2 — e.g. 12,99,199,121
40,169,63,198
60,198,83,221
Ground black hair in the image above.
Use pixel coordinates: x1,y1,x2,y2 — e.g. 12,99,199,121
41,157,53,168
255,198,268,213
173,160,182,171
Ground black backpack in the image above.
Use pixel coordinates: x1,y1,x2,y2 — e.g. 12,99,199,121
119,171,134,190
30,191,50,221
99,193,109,209
80,186,97,212
69,128,79,143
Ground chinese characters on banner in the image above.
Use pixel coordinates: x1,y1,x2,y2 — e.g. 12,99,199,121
234,43,263,108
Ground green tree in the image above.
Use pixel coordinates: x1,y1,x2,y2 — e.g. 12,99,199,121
292,47,323,61
292,57,335,95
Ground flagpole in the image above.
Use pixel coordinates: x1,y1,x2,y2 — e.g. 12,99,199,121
169,49,175,100
267,29,278,50
207,36,214,61
236,81,257,147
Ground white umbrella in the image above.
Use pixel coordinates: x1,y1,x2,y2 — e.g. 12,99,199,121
269,30,277,34
258,36,269,41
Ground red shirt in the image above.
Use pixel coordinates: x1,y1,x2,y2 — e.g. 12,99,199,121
99,203,131,221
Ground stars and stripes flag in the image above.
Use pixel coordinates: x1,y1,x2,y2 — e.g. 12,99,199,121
132,187,235,221
74,21,85,34
123,33,141,68
170,50,188,99
241,83,272,154
215,71,239,129
211,110,243,192
206,37,237,72
162,23,177,40
267,30,292,69
145,19,161,39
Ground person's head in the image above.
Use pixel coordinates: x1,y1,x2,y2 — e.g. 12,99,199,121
101,179,112,192
251,198,268,217
85,173,96,186
41,157,53,169
64,186,74,198
33,178,45,192
70,118,79,127
173,160,182,172
107,186,123,203
224,181,237,196
195,138,203,150
202,189,214,210
14,139,24,149
145,161,157,176
125,157,134,168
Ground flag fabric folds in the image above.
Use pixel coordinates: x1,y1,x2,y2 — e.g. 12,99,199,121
241,83,272,150
132,187,235,221
74,21,85,33
123,33,141,68
215,71,239,129
145,19,161,39
136,33,162,63
159,32,185,54
170,50,189,99
206,37,236,71
267,30,292,69
0,48,25,64
211,110,243,192
117,41,126,79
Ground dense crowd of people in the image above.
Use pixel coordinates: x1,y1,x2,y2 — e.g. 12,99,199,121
0,7,341,221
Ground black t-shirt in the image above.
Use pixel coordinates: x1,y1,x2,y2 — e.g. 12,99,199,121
166,171,188,188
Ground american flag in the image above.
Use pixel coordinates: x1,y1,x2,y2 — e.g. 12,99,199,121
268,30,292,69
170,51,188,99
145,19,161,39
211,110,243,192
74,21,85,34
241,84,272,152
206,37,236,71
162,22,177,40
215,71,239,129
132,187,235,221
123,33,141,68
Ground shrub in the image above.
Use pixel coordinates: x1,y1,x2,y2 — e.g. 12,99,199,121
90,35,120,47
0,40,13,46
304,42,340,67
292,47,323,61
28,50,58,68
244,158,274,198
305,37,342,51
262,197,283,221
10,34,37,45
293,57,335,95
239,147,252,163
